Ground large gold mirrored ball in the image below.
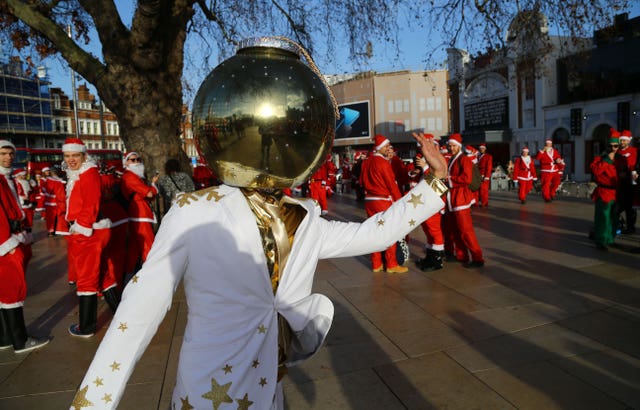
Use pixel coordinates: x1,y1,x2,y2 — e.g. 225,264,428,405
192,37,336,189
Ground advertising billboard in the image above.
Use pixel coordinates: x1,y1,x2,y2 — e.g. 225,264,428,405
335,100,371,140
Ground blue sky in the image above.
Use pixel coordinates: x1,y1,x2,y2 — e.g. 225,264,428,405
43,2,640,104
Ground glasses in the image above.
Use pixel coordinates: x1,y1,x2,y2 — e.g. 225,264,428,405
609,144,619,148
127,157,142,162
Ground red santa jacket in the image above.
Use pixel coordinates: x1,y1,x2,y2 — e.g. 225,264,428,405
618,146,637,173
66,165,104,236
513,156,537,181
590,154,626,203
535,148,562,173
14,178,32,209
477,152,493,180
445,152,476,211
120,170,157,223
100,173,128,227
0,173,26,255
44,176,66,210
359,153,402,201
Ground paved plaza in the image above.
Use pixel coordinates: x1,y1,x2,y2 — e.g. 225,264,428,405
1,189,639,409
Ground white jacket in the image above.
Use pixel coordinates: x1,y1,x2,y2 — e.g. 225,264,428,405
71,179,444,409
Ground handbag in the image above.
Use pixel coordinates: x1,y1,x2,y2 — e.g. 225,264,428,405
396,238,410,266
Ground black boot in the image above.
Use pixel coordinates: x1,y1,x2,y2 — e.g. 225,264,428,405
69,295,97,338
0,309,13,349
102,287,121,314
416,249,433,271
1,307,49,353
421,250,444,272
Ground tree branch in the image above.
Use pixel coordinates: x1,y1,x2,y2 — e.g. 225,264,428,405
77,0,131,64
6,0,105,83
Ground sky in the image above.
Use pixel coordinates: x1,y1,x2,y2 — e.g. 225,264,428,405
41,1,640,106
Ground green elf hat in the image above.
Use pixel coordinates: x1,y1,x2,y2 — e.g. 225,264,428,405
608,128,620,144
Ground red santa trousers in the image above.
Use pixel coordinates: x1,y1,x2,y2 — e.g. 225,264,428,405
420,212,444,251
446,209,483,263
66,229,113,294
479,180,490,206
308,181,328,211
125,221,155,274
364,199,400,269
102,223,128,288
518,180,534,202
0,243,31,307
550,172,562,198
539,172,554,201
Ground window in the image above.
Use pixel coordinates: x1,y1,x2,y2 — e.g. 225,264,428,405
435,98,442,111
419,98,425,111
427,98,435,111
388,101,394,114
403,99,409,112
79,121,85,134
420,118,427,130
107,124,112,135
53,95,61,109
395,100,402,113
55,119,61,132
524,75,534,100
436,118,443,131
428,118,435,130
93,122,98,135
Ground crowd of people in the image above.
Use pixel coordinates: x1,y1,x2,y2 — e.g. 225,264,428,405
0,137,205,352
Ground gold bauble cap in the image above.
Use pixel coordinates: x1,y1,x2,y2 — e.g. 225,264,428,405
192,37,336,189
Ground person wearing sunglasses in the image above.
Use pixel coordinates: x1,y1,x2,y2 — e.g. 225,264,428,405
121,152,159,279
590,129,627,250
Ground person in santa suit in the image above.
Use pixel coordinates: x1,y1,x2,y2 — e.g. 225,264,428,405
63,138,120,338
308,159,329,215
552,159,565,200
443,134,485,268
12,169,34,231
43,166,69,236
33,169,46,218
70,131,449,410
360,134,408,273
100,166,129,291
120,151,159,276
413,138,447,271
535,138,564,202
0,139,49,353
513,147,537,204
590,132,626,250
477,143,493,207
616,129,637,233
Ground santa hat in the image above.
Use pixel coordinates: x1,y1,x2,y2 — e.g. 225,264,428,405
448,133,462,146
620,129,632,140
545,138,553,144
440,145,448,154
12,168,26,177
0,139,16,151
522,146,530,153
609,128,621,139
41,166,51,172
373,134,390,151
123,151,139,164
479,143,486,149
62,137,86,153
465,145,477,154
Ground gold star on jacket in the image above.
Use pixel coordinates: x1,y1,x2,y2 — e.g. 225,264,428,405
71,179,444,409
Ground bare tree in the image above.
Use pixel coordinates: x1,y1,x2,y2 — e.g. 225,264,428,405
0,0,632,173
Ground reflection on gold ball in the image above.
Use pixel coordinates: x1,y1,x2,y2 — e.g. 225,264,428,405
192,38,336,189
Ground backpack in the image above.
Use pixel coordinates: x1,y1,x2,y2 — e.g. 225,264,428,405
458,157,483,192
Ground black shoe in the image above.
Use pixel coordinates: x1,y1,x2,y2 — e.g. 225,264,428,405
68,324,94,338
463,260,485,269
596,244,608,251
14,336,49,353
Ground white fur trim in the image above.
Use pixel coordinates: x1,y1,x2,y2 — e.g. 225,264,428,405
0,139,16,151
93,218,112,230
62,143,87,152
0,235,20,256
70,222,93,237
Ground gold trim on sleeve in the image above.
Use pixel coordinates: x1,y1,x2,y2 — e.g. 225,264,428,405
423,173,448,196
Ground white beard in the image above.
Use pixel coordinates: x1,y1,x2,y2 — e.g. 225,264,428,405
127,163,146,179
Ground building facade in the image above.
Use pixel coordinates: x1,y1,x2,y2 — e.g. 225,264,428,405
329,69,449,159
448,11,640,181
0,56,55,147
